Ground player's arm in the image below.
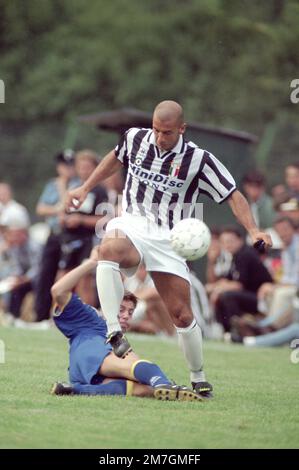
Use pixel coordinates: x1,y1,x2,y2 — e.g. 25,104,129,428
66,150,122,210
51,249,98,309
227,190,272,248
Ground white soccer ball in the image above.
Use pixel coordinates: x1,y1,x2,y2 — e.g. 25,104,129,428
170,218,211,261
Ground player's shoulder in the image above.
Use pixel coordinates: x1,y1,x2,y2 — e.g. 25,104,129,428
184,140,212,159
54,293,104,323
126,127,151,139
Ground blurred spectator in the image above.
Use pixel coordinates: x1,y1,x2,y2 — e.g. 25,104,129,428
271,183,286,202
34,150,76,322
207,226,273,332
255,216,299,331
272,163,299,216
275,196,299,228
231,216,299,343
0,182,30,228
101,170,124,208
58,150,108,305
242,170,275,230
284,162,299,201
237,291,299,347
206,227,232,283
242,320,299,347
0,212,41,320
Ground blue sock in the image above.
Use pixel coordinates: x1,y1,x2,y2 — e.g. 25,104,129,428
73,380,127,396
132,360,171,387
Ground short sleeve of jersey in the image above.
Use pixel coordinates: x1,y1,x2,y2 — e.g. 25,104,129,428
197,151,236,203
54,294,107,340
114,128,138,168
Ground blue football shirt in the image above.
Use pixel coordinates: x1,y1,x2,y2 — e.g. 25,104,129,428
54,294,112,385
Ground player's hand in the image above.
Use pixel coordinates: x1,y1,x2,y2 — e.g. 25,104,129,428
65,186,88,211
250,231,273,253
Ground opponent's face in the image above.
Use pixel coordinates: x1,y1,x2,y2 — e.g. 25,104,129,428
118,299,135,332
152,116,186,152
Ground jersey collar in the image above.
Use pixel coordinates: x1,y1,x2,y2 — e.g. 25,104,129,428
149,132,185,154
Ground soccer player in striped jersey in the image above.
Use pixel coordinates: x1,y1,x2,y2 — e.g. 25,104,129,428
66,101,272,398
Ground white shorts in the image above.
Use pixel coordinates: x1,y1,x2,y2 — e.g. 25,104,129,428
105,213,190,283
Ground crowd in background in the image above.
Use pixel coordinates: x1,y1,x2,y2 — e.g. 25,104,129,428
1,152,299,348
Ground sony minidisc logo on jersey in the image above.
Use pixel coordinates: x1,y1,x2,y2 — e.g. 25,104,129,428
130,165,183,190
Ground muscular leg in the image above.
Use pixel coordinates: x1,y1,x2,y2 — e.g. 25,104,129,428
60,377,154,397
100,351,171,388
52,353,200,400
99,351,139,380
146,298,176,336
151,272,208,387
96,229,141,334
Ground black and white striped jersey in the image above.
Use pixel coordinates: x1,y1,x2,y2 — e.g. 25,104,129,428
115,127,236,229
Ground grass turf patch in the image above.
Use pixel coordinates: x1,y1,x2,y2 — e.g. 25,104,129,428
0,327,298,449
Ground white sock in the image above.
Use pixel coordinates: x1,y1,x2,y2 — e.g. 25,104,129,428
176,319,206,383
96,260,124,334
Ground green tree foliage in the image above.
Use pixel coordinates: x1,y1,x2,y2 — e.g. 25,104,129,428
0,0,298,210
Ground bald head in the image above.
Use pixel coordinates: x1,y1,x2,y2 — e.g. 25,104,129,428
153,100,184,126
152,101,186,151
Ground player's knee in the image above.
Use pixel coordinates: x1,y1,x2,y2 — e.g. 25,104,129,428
98,241,125,263
169,304,193,328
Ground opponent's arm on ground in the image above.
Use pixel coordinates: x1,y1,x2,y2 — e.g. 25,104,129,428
51,254,98,308
227,190,272,247
66,150,122,210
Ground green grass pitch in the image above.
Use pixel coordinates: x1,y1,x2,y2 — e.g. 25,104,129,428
0,327,298,449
